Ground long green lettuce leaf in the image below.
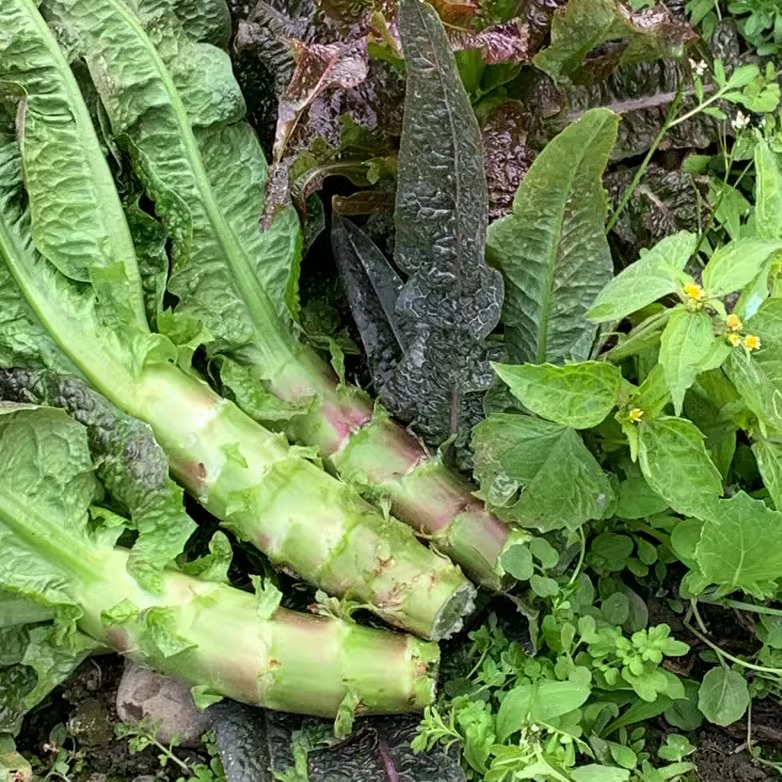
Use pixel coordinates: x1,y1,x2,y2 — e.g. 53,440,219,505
42,0,301,370
0,0,145,318
0,121,148,394
487,108,619,365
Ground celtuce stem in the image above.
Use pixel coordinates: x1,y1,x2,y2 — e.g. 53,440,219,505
270,347,526,591
128,363,475,639
77,548,441,717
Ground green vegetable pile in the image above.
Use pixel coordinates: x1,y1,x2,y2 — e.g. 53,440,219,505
3,0,782,780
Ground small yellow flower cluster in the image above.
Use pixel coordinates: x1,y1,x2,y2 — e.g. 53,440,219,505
745,334,761,351
628,407,644,424
683,282,704,301
726,313,742,331
724,313,760,351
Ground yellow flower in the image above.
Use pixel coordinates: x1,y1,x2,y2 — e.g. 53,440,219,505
726,313,742,331
628,408,644,424
744,334,761,351
683,282,704,301
727,332,742,347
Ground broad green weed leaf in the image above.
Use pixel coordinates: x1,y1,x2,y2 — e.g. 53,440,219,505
695,492,782,596
616,471,670,519
636,363,672,419
659,309,716,414
745,297,782,388
530,538,559,569
702,239,782,296
698,668,749,726
759,615,782,648
533,680,592,720
587,232,698,323
725,349,782,434
601,593,630,624
530,575,559,597
752,437,782,511
473,414,614,532
500,545,534,581
487,108,618,364
492,361,622,429
638,417,721,519
571,767,630,782
665,682,704,731
496,680,591,741
669,519,703,569
590,533,633,571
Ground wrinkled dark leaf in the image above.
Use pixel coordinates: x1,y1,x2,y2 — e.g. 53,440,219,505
209,701,466,782
533,0,696,85
387,0,503,447
331,216,410,389
451,19,533,64
606,163,706,260
481,100,534,220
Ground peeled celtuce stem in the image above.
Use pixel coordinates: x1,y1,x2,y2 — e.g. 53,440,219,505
0,0,476,640
127,363,476,640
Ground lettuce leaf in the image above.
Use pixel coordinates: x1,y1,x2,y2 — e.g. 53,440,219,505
0,0,174,393
0,369,195,592
42,0,302,371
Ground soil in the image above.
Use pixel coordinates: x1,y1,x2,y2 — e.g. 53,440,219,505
695,727,778,782
16,658,210,782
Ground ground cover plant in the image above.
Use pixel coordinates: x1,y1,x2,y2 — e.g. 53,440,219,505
3,0,782,780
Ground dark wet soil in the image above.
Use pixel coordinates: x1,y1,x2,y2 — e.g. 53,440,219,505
17,658,207,782
695,727,778,781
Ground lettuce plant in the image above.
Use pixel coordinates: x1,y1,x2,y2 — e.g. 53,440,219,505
39,0,528,592
0,0,474,640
